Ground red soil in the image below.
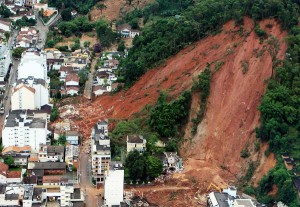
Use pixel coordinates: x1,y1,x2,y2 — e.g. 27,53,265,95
180,18,287,185
58,17,287,206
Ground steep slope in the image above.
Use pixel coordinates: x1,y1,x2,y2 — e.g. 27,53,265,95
180,18,287,185
58,17,286,188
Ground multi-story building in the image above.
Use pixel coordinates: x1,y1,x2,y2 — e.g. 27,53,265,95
60,184,85,207
0,43,11,82
18,50,47,80
12,50,49,110
104,163,124,207
91,119,110,185
2,110,48,152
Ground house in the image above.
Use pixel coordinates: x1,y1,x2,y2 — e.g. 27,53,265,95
23,175,38,185
117,23,139,38
27,162,66,175
71,10,77,17
23,185,47,207
65,73,79,96
282,153,294,170
2,146,31,156
0,162,22,184
25,0,41,7
47,58,64,71
0,18,11,32
42,176,68,186
38,145,65,162
66,131,79,145
59,66,73,81
96,71,110,85
91,119,110,185
93,85,111,97
0,185,20,206
162,152,183,173
126,135,146,153
104,164,124,206
2,110,48,152
33,3,48,11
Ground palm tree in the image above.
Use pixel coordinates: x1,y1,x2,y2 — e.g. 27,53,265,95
97,3,107,15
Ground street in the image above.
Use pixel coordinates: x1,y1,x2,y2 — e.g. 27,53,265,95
79,141,103,207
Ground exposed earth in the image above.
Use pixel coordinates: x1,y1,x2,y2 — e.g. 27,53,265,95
56,17,287,206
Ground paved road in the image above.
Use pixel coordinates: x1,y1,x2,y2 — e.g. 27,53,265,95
79,144,103,207
35,11,49,49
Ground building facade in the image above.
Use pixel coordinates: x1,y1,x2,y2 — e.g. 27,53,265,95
91,119,110,184
2,111,48,152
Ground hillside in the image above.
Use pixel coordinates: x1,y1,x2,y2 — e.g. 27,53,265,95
58,16,287,193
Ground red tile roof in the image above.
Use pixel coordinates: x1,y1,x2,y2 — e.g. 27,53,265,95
7,171,21,178
65,73,79,83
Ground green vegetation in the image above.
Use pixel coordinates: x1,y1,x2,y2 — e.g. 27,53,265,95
149,91,191,137
48,70,63,97
4,156,14,166
95,19,118,48
50,105,59,122
12,48,26,59
254,24,300,205
191,66,211,134
120,0,298,86
13,17,37,28
125,150,163,182
58,16,94,37
0,4,12,18
58,135,67,146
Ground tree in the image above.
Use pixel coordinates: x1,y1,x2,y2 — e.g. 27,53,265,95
46,40,55,48
83,41,90,48
50,106,59,122
4,156,14,166
117,40,126,52
58,135,66,146
4,32,9,42
61,8,72,21
96,3,107,15
146,155,163,179
94,43,101,53
12,48,25,59
125,150,146,181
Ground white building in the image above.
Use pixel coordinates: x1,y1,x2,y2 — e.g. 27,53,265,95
126,135,146,154
91,119,110,184
0,43,12,82
11,78,49,110
2,111,48,152
104,167,124,207
18,50,48,81
60,184,84,207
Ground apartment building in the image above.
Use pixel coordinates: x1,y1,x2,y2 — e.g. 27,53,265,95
38,145,64,162
104,163,124,207
2,110,48,152
91,119,110,185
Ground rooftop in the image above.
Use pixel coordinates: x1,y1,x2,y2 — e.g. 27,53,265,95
2,146,31,154
127,135,144,143
28,162,66,170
